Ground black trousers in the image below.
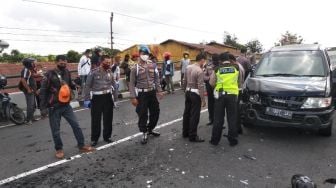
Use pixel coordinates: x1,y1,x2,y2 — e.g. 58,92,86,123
211,94,238,144
136,90,160,133
91,93,114,142
182,91,201,139
237,90,243,132
205,81,214,123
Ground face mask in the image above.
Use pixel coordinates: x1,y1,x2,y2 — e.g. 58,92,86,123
57,65,66,71
140,55,149,62
102,63,110,70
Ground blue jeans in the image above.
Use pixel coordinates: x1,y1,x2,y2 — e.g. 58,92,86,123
48,104,85,150
80,75,88,99
24,93,36,121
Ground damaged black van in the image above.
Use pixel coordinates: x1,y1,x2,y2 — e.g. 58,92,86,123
242,44,335,136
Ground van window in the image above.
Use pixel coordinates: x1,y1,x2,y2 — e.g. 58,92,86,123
256,51,326,77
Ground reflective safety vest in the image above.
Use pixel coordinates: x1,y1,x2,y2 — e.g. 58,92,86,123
215,65,239,95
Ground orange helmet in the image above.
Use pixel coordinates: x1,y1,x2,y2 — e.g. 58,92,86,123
163,52,171,58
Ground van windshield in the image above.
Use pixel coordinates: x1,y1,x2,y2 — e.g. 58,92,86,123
256,51,326,77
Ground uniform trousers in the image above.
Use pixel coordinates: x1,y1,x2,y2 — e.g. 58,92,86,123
210,94,238,144
136,90,160,133
182,91,201,139
91,93,114,142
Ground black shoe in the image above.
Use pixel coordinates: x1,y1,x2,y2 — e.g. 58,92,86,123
189,136,205,143
209,140,218,146
104,138,113,143
237,129,243,135
91,141,98,147
206,121,213,126
228,139,238,147
141,133,148,145
148,130,160,137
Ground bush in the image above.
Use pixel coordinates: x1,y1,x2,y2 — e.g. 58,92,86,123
66,50,81,63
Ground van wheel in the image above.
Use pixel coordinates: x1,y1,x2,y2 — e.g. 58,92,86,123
318,124,332,137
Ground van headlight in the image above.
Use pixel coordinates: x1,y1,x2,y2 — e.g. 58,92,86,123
249,94,261,104
301,97,332,109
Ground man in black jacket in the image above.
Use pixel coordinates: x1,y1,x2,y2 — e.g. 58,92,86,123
40,55,95,159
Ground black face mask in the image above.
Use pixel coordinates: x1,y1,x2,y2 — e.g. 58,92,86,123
57,65,66,71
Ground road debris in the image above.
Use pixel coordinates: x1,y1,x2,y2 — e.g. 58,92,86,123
199,175,205,179
182,171,186,175
240,180,249,185
169,148,175,151
243,154,257,160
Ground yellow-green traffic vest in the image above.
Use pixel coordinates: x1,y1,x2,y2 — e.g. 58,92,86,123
215,65,239,95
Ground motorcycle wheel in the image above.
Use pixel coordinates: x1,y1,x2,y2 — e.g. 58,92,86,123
7,104,26,125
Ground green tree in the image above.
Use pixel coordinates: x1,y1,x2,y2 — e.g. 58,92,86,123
47,54,56,62
9,49,24,63
245,40,263,53
97,46,120,57
223,32,244,49
276,31,303,46
66,50,81,63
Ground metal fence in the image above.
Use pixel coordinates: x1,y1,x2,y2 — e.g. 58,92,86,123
3,70,78,90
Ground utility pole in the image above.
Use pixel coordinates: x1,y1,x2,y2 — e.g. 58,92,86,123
110,12,114,50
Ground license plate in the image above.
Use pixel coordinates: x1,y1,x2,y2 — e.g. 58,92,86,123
265,107,293,119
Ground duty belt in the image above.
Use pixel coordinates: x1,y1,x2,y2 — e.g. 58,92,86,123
186,87,199,95
137,88,155,93
214,90,235,96
92,89,112,95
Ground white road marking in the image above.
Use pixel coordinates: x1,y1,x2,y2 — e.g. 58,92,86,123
0,109,207,185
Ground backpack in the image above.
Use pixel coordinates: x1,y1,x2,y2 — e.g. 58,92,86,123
55,72,71,104
165,62,171,72
18,68,31,93
46,70,73,105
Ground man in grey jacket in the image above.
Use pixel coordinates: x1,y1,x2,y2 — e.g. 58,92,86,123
162,52,175,94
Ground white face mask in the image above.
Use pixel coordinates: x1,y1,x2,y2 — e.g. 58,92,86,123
140,55,149,62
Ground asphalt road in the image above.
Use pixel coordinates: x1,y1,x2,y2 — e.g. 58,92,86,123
0,90,336,188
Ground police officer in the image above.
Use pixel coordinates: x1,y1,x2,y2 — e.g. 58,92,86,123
84,55,115,146
209,52,240,146
182,53,207,142
129,45,164,144
204,54,219,126
228,53,245,134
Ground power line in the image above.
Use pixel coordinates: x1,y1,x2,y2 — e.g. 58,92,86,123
0,32,107,38
4,38,128,46
0,26,110,34
22,0,222,35
0,32,143,43
3,38,108,44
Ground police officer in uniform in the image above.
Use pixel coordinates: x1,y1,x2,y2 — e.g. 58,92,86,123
129,45,164,144
84,55,115,146
209,53,240,146
204,54,219,126
183,53,207,142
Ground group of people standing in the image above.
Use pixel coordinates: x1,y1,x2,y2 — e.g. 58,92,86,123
19,45,252,159
182,48,253,146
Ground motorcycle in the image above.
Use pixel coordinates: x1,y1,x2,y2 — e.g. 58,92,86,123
0,75,25,125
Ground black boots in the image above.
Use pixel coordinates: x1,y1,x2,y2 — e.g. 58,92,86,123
148,130,161,137
141,130,161,144
141,132,148,144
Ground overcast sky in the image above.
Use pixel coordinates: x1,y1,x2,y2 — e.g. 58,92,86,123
1,0,335,55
